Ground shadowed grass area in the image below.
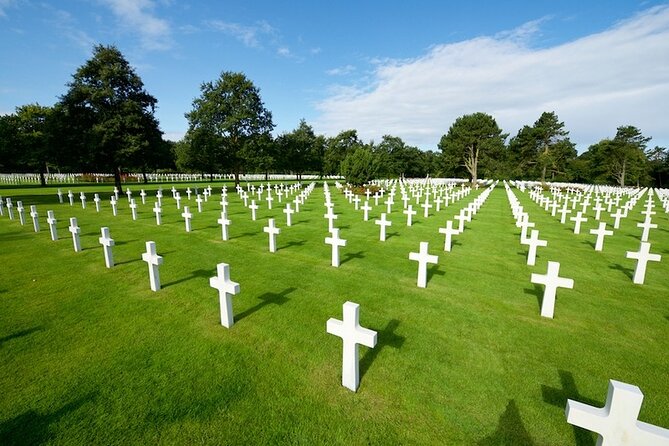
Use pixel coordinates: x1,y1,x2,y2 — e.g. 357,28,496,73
0,181,667,445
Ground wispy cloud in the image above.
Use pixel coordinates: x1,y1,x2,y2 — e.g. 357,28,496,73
47,7,96,52
326,64,356,76
100,0,172,51
0,0,15,18
207,19,276,48
315,6,669,150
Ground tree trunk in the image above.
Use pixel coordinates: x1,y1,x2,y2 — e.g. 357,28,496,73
541,165,547,183
39,163,47,187
234,169,240,186
142,169,148,184
114,167,122,192
620,159,626,186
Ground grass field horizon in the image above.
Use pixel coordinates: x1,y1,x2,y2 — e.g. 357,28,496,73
1,179,667,445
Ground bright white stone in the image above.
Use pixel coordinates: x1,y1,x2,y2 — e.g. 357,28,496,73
153,202,162,225
181,206,193,232
626,242,661,285
375,213,391,241
17,201,25,225
209,263,240,328
409,242,438,288
29,205,40,232
521,229,547,266
68,217,81,252
79,192,87,209
438,220,459,252
326,301,377,392
217,211,230,241
566,379,669,446
570,211,588,234
196,194,203,213
110,197,118,216
98,227,115,268
530,261,574,318
129,199,138,221
637,217,657,242
141,241,163,292
361,201,372,221
590,222,614,251
403,205,417,226
249,200,259,221
46,210,58,241
263,218,280,253
283,203,294,226
324,207,338,232
325,228,347,267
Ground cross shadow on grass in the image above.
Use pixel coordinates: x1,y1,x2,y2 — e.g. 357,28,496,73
0,326,43,347
476,399,536,445
0,392,96,446
426,264,446,284
282,240,306,250
524,283,544,311
609,263,634,280
236,288,295,322
340,250,365,266
163,269,213,288
385,231,400,241
541,370,599,446
359,319,404,383
582,240,596,250
230,232,257,240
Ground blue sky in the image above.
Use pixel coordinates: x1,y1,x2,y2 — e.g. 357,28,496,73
1,1,668,152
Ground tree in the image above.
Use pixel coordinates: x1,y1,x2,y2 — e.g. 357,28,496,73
324,130,362,175
0,113,22,172
276,119,319,179
341,146,378,186
582,126,650,186
13,104,53,185
647,146,668,187
438,112,507,184
59,44,163,190
185,71,274,185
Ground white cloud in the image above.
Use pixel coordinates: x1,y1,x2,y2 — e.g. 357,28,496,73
100,0,172,51
207,19,276,48
326,64,356,76
315,6,669,151
277,47,291,57
0,0,15,18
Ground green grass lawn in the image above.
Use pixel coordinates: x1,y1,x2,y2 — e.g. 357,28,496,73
0,180,667,445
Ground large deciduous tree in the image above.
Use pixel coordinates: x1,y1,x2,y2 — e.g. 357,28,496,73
184,71,274,185
59,44,163,190
14,104,53,186
276,119,319,180
438,112,507,184
583,126,650,186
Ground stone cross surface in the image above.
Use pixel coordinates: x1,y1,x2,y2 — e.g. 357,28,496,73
361,201,372,221
522,229,548,266
181,206,193,232
590,222,614,251
438,220,459,252
530,261,574,318
325,228,347,267
46,210,58,241
29,205,40,232
68,217,81,252
153,202,162,225
326,301,377,392
283,203,294,226
403,205,417,226
570,211,588,234
110,197,118,216
409,242,438,288
98,227,115,268
141,241,163,292
263,218,280,253
217,211,230,241
129,199,138,221
637,217,657,243
209,263,240,328
249,200,259,221
566,379,669,446
626,242,662,285
375,213,392,241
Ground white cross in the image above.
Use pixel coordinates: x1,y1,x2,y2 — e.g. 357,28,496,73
610,209,625,229
263,218,281,253
375,213,392,241
68,217,81,252
141,241,163,292
626,242,661,285
98,227,115,268
454,211,467,233
324,207,338,232
361,201,372,221
266,193,273,209
385,197,394,214
196,194,204,213
17,201,25,225
181,206,193,232
592,203,605,220
57,189,63,203
125,188,132,202
325,228,347,267
283,203,294,226
438,220,459,252
186,188,192,200
518,213,535,242
637,217,657,242
530,261,574,318
326,301,377,392
421,198,433,218
409,242,439,288
110,197,118,216
156,190,163,207
112,187,119,200
403,205,417,226
140,189,147,204
68,190,74,206
249,200,259,221
570,211,588,234
153,202,162,225
79,192,87,209
209,263,240,328
590,222,614,251
175,193,181,209
29,205,40,232
566,379,669,446
352,195,361,210
558,206,571,224
129,199,138,221
521,229,548,266
93,194,101,212
217,211,230,241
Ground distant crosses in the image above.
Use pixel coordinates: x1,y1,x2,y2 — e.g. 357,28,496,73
438,220,459,252
98,227,115,268
521,229,547,266
589,222,613,251
637,217,657,242
324,207,338,232
403,205,417,226
283,203,294,226
570,211,588,234
325,228,347,267
129,198,138,221
153,202,162,225
610,208,625,229
530,261,574,319
141,241,164,292
209,262,240,328
68,217,81,252
263,218,281,253
326,301,377,392
626,242,662,285
29,205,40,232
46,210,58,241
249,200,259,221
409,242,438,288
375,213,392,241
566,379,669,446
361,201,372,221
217,211,231,241
181,206,193,232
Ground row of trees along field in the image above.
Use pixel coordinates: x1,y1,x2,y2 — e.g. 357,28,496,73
1,45,668,190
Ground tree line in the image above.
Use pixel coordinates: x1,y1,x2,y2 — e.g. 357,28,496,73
1,44,667,189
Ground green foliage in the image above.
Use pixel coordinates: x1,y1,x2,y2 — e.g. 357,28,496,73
340,146,378,186
275,119,321,178
438,112,507,183
324,130,362,175
184,71,274,184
